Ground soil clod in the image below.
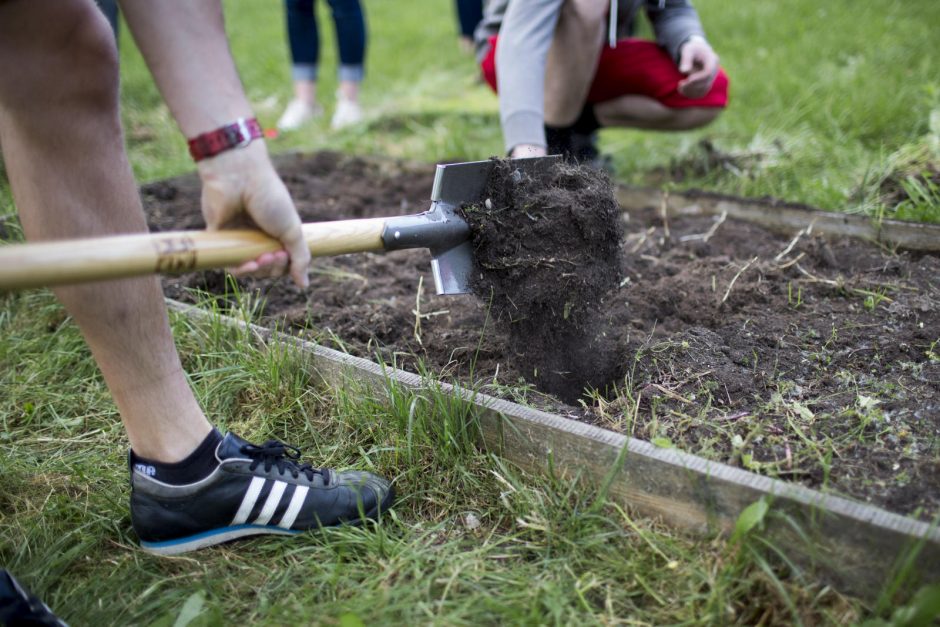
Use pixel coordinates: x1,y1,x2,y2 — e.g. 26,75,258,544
459,160,625,402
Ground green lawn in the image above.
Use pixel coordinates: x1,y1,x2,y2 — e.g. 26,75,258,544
115,0,940,220
0,290,877,625
2,0,939,624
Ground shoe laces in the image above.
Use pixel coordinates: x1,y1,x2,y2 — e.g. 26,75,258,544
240,440,328,484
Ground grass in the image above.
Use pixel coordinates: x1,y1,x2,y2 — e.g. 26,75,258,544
1,288,873,624
111,0,940,222
1,0,939,623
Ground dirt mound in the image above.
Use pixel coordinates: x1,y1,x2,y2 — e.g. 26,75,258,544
459,160,624,402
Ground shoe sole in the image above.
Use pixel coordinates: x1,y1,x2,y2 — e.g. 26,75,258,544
140,487,395,556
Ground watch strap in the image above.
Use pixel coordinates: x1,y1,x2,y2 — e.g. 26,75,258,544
187,117,263,162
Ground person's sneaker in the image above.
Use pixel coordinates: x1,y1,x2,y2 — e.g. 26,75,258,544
130,432,394,556
276,98,322,131
0,570,68,627
330,97,364,129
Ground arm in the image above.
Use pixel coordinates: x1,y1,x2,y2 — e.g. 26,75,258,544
118,0,310,287
495,0,565,155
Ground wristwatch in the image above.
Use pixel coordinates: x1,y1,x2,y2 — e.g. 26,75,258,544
187,117,263,162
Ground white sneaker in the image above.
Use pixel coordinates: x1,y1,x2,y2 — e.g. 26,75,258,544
276,99,322,131
331,97,364,129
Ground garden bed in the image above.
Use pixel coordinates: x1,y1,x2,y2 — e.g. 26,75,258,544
146,151,940,527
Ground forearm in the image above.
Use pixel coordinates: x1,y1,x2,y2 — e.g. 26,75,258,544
117,0,310,286
118,0,254,136
496,0,564,152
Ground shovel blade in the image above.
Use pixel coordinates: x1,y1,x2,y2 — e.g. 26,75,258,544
426,155,562,295
382,156,562,295
431,155,562,205
431,240,474,295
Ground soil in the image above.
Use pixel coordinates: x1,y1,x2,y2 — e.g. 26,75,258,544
459,160,624,402
147,151,940,522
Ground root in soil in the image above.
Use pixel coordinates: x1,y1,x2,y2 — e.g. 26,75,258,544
459,160,625,402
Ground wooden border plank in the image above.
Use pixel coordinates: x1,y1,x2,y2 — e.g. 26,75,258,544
169,300,940,602
618,187,940,252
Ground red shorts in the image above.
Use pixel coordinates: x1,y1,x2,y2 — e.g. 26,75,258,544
480,36,729,109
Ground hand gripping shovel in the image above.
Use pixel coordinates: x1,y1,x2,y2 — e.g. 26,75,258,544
0,156,559,295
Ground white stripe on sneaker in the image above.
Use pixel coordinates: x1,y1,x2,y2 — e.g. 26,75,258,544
252,480,288,526
277,485,309,529
231,476,266,525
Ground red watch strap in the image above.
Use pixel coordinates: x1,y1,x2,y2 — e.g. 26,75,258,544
187,117,263,162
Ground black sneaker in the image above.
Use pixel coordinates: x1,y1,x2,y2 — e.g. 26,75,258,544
0,570,68,627
130,432,394,555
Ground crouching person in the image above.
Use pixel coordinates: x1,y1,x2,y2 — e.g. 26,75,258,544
476,0,729,163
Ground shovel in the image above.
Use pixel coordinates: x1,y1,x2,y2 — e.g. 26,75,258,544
0,156,560,295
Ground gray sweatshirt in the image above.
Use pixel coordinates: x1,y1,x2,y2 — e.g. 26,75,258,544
475,0,707,152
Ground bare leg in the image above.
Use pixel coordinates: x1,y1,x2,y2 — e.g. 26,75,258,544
293,79,318,106
338,80,359,102
0,0,211,461
543,0,606,127
595,95,722,130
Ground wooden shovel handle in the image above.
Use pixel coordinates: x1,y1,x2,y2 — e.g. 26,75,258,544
0,217,388,290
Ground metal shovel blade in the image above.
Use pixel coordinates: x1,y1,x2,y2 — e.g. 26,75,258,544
382,156,561,295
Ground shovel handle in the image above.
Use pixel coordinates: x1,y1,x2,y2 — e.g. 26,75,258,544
0,217,388,290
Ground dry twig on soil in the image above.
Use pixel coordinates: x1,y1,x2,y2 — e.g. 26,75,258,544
659,190,671,242
679,210,728,243
720,256,760,304
773,223,815,262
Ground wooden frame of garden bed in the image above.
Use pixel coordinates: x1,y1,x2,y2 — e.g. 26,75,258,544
618,187,940,252
169,299,939,603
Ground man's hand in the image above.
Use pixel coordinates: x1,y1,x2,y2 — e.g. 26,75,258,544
198,141,311,288
677,36,719,99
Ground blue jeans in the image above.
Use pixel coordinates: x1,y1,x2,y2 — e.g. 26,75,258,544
285,0,366,83
455,0,482,39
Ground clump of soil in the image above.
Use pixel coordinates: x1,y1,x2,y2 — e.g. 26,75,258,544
459,160,624,402
148,151,940,522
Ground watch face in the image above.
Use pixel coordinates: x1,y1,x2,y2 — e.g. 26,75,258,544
223,125,245,147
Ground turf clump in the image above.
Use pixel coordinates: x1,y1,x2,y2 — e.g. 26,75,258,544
460,159,625,402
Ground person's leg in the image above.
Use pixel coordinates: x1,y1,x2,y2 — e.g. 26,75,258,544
588,39,729,131
326,0,366,128
0,0,394,555
279,0,322,129
595,96,721,130
543,0,606,127
454,0,483,52
0,0,212,462
535,0,606,159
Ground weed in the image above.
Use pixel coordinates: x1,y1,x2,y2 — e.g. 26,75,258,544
788,281,804,309
861,287,892,312
926,338,940,363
